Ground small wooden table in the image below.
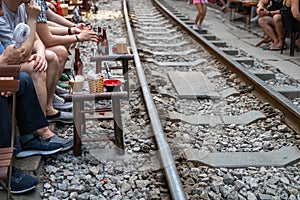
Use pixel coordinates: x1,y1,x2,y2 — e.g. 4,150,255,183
64,92,128,156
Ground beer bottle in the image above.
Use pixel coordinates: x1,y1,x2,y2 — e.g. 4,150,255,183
74,48,83,75
97,27,103,55
100,28,109,55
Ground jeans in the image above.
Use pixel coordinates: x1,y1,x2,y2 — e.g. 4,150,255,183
0,72,48,152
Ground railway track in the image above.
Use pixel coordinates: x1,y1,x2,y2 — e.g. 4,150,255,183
36,0,300,199
125,0,300,199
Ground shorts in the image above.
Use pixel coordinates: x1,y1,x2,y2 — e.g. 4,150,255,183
194,0,208,3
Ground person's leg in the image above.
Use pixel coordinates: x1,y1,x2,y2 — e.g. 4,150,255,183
258,16,278,47
195,3,203,26
44,49,61,116
0,73,66,156
198,2,207,27
220,0,227,11
15,72,49,135
20,61,47,114
14,73,70,157
272,14,285,49
0,96,21,153
43,45,73,124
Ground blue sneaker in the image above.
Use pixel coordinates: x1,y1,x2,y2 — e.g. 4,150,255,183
49,135,73,151
10,167,38,194
15,133,63,158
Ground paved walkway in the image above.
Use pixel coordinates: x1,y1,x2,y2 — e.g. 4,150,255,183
171,0,300,81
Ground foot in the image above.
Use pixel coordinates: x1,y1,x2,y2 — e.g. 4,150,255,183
49,135,73,151
250,15,259,22
193,24,199,31
221,6,227,12
6,167,39,194
46,111,73,124
269,44,286,51
55,85,70,96
53,93,73,110
16,133,63,158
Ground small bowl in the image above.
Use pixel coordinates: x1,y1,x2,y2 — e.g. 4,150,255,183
104,79,122,92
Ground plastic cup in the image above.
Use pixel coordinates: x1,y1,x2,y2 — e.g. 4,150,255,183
69,75,84,94
116,38,127,54
61,4,69,16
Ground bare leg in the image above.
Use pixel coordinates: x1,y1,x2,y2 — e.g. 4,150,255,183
273,14,285,48
198,3,207,26
21,62,47,114
44,49,61,116
35,126,55,139
195,3,203,25
258,16,278,47
45,45,68,116
220,0,227,10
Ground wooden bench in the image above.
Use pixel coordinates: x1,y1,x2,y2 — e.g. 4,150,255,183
0,65,20,199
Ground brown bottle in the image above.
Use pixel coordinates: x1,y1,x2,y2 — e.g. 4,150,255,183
100,28,109,55
74,48,83,75
97,27,103,55
97,27,103,43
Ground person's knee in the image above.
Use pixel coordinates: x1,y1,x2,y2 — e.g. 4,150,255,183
18,72,35,92
258,17,270,28
55,45,68,63
273,14,282,24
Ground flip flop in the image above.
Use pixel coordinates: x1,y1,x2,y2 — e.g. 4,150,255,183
261,44,271,50
269,45,286,51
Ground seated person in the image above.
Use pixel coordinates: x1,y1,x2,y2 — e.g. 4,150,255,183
257,0,285,50
0,42,72,158
0,3,68,194
0,0,73,124
286,0,300,48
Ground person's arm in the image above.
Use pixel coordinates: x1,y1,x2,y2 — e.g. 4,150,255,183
291,0,300,20
256,0,270,16
30,34,47,72
23,1,41,59
0,45,26,65
46,4,76,27
36,22,99,48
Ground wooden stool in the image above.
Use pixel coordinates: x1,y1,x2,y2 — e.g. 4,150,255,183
0,65,20,199
64,92,128,156
90,54,134,95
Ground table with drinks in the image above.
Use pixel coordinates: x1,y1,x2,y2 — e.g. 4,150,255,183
63,25,133,156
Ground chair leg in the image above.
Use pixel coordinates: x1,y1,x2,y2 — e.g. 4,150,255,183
281,32,287,54
290,33,296,56
112,97,125,155
7,164,12,199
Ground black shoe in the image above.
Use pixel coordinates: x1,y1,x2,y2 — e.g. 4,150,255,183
15,133,63,158
10,167,38,194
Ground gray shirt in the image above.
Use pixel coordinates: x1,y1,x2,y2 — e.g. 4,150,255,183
0,3,27,48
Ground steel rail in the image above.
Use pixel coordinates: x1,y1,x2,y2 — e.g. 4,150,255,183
123,0,187,199
153,0,300,134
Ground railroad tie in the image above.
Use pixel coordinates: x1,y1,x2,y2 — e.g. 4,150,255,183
183,146,300,168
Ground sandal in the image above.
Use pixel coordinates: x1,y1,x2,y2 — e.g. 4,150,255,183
269,45,286,51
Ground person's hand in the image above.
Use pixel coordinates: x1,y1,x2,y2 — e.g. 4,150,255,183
0,44,26,65
0,77,13,97
256,6,268,17
78,30,99,42
25,0,41,20
47,2,58,13
28,54,48,72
